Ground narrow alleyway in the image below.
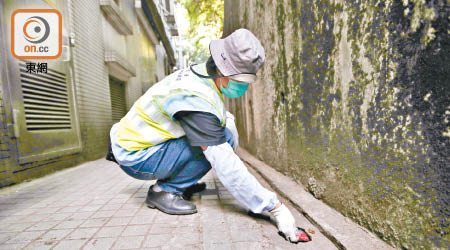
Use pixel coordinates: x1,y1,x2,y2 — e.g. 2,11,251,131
0,159,336,250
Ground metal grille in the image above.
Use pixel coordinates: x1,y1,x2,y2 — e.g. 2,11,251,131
19,62,72,131
109,77,127,122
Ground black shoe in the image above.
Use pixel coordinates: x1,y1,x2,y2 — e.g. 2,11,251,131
146,186,197,215
182,182,207,200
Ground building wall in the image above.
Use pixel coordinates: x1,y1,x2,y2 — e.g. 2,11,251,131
119,0,157,106
121,1,142,106
0,31,13,187
136,28,158,93
0,0,83,187
71,0,112,161
0,0,172,186
224,0,449,249
0,1,11,185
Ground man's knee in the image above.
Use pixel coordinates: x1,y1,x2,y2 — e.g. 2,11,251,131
170,137,207,163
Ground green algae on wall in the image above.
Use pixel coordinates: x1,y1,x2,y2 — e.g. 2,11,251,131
224,0,450,249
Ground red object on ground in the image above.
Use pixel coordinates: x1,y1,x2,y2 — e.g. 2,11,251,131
296,227,312,242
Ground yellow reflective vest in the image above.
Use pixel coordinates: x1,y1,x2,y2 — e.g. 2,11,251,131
115,63,226,151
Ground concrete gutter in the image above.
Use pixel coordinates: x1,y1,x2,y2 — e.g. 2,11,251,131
238,148,396,250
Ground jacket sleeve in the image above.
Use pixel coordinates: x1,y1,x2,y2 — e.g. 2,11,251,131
203,142,279,213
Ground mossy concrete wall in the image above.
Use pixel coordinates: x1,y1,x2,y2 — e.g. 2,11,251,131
223,0,449,249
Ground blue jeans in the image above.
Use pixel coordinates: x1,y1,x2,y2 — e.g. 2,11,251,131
119,128,235,194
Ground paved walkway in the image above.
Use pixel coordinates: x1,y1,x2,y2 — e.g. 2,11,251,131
0,159,337,250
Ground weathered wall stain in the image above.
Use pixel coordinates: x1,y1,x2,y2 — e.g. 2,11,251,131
224,0,449,249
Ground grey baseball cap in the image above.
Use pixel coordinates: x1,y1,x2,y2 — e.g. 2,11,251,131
209,28,265,81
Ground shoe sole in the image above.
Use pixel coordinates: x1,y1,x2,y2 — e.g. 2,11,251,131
146,200,197,215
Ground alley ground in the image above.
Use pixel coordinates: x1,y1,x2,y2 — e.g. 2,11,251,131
0,158,337,250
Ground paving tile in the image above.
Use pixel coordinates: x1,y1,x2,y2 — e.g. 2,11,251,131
99,204,122,211
204,182,216,189
66,227,99,240
133,195,147,201
177,213,201,223
79,218,109,228
5,230,46,243
106,217,131,226
128,215,155,225
89,199,110,205
202,242,234,250
148,224,177,235
34,207,61,215
95,226,125,238
57,206,82,213
53,239,88,250
114,194,133,200
0,159,338,250
168,231,201,246
79,205,102,212
25,214,49,222
201,218,227,230
37,229,73,242
218,193,234,199
203,229,232,244
91,210,116,219
172,225,201,234
113,209,138,217
0,209,16,217
134,208,157,217
42,212,73,221
113,236,144,249
68,211,95,220
1,222,35,232
83,237,116,250
142,234,171,248
164,244,202,250
0,215,27,223
25,220,59,231
121,225,151,236
201,199,222,207
0,232,17,244
233,242,263,249
0,243,29,250
230,227,263,242
220,199,241,206
46,200,73,207
54,220,84,229
152,214,180,225
120,203,142,210
22,240,58,250
107,198,129,205
12,208,38,216
70,199,92,206
201,194,219,200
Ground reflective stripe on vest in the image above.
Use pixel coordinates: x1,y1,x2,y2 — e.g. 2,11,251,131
116,63,226,151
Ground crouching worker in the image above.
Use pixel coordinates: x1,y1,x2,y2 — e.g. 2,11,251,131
108,29,303,243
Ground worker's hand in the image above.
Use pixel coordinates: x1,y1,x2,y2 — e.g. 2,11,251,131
270,203,299,243
225,111,239,151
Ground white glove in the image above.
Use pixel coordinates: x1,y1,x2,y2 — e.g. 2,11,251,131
270,204,299,242
225,111,239,151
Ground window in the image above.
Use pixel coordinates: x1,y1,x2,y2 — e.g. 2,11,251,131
165,0,171,12
109,76,127,123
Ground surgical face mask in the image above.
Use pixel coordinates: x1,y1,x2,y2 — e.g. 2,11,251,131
220,79,249,98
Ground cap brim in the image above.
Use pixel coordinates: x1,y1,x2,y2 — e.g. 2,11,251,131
229,74,256,84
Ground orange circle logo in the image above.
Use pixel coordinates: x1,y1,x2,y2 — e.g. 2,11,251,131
23,16,50,44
